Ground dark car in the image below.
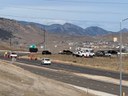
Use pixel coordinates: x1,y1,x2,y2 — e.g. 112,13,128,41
107,50,118,55
42,50,52,55
95,50,111,57
59,50,73,55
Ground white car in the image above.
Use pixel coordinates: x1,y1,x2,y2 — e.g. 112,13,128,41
41,58,51,65
10,52,18,58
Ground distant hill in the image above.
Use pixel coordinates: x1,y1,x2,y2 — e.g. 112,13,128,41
0,17,94,51
19,22,86,35
45,23,85,35
19,21,114,36
119,28,128,33
84,26,112,36
0,17,46,49
0,29,13,40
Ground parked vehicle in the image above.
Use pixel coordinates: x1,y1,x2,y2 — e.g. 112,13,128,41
95,50,111,57
59,50,73,55
42,50,52,55
107,50,118,55
73,48,95,57
41,58,51,65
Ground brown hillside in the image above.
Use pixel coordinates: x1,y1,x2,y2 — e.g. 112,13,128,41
0,17,94,52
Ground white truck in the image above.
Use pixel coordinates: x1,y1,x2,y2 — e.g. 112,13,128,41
73,47,95,57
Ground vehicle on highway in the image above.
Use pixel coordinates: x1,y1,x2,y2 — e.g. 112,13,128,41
42,50,52,55
4,51,18,58
41,58,51,65
9,52,18,58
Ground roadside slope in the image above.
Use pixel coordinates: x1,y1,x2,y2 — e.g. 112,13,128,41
0,60,92,96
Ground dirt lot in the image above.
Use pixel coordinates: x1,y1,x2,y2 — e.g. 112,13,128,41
0,60,94,96
36,54,128,73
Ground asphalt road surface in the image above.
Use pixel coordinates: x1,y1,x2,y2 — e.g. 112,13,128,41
17,58,128,80
15,63,128,96
0,56,128,95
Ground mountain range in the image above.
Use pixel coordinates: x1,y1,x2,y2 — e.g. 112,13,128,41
19,21,114,36
0,17,128,51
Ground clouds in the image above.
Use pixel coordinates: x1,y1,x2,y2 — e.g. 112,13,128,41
0,0,128,31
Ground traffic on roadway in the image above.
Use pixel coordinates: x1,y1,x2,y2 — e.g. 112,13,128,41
0,52,128,96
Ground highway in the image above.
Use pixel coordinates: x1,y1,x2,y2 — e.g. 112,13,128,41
0,56,128,95
17,58,128,80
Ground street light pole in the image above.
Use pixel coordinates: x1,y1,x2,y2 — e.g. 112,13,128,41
9,37,12,51
119,18,128,96
119,21,123,96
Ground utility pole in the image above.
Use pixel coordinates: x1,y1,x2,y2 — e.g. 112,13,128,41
44,29,46,50
119,17,128,96
9,37,12,51
119,21,123,96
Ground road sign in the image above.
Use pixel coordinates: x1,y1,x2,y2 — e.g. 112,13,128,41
29,44,36,48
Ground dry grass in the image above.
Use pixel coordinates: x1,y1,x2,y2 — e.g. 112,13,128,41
36,54,128,73
0,61,94,96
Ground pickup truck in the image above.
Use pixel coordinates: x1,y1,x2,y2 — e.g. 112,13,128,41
73,50,95,57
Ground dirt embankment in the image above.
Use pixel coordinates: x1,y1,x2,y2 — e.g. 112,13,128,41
0,60,93,96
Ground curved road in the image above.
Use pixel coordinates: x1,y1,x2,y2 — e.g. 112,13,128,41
15,61,128,96
17,58,128,80
0,56,128,95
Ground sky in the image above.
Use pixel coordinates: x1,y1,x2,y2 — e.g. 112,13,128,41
0,0,128,31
